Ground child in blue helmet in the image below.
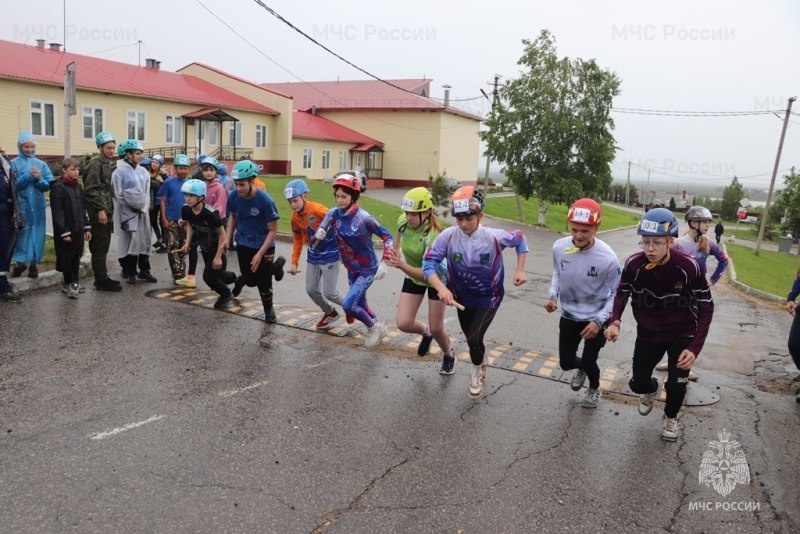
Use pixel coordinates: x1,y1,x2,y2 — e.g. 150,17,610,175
174,179,237,309
284,178,345,330
314,174,394,347
226,160,286,323
605,207,714,442
157,154,191,284
148,154,167,253
10,132,52,279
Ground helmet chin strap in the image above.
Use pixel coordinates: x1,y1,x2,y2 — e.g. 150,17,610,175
645,248,670,269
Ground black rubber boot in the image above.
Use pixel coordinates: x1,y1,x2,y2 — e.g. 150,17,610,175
272,256,286,282
260,291,277,323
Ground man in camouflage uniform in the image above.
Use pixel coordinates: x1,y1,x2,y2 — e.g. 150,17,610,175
83,131,122,291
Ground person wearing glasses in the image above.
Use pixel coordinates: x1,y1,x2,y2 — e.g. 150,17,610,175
604,208,714,442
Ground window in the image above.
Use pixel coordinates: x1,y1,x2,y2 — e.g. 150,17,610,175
354,153,363,170
30,101,56,137
368,151,378,171
82,106,104,140
127,111,146,141
302,148,313,170
229,122,242,145
338,150,347,170
255,124,268,148
208,122,218,146
165,115,183,144
321,149,331,170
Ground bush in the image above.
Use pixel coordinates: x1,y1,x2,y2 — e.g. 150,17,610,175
427,172,452,218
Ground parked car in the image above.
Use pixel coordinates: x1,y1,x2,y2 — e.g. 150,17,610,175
324,170,368,192
443,177,462,192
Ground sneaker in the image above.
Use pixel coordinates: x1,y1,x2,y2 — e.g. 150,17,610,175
155,244,168,253
61,283,70,294
581,387,602,408
638,381,660,416
137,270,157,283
315,309,340,330
345,312,355,325
688,370,699,381
661,415,680,441
94,278,122,292
214,293,234,309
655,362,668,371
364,322,388,347
469,364,484,399
175,275,196,288
68,282,80,299
123,273,137,284
78,283,86,293
232,276,245,296
273,256,286,282
570,369,587,391
10,264,26,278
27,263,38,279
1,291,23,303
439,347,456,375
417,332,433,357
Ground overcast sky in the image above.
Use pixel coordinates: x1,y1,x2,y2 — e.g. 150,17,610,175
3,0,799,190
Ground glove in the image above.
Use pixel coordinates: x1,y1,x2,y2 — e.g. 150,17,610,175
314,227,327,241
375,262,387,281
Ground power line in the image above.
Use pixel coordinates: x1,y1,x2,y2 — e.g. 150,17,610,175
612,107,781,117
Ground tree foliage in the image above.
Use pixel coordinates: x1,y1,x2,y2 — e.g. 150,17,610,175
772,167,800,235
720,176,745,219
482,30,621,223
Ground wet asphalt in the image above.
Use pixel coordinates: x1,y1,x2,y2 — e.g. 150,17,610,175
1,188,798,533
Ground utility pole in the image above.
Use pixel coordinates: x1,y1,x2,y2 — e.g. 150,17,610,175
63,62,76,157
482,75,500,192
624,161,631,206
755,96,796,255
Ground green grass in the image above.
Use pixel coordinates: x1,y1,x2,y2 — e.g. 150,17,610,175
482,196,640,232
725,243,798,297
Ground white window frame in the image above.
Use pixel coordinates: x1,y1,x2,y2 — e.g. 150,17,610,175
368,151,378,171
321,149,331,170
30,100,56,137
165,115,183,144
302,148,313,170
338,150,347,170
82,105,104,140
127,110,146,141
229,122,242,146
207,121,218,146
255,124,268,149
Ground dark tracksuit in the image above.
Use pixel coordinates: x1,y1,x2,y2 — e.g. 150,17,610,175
0,154,22,294
83,155,116,282
50,178,90,285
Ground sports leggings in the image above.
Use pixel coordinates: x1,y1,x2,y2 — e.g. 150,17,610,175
628,336,692,419
456,306,498,366
558,316,605,389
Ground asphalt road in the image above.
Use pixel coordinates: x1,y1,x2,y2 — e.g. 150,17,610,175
1,189,799,533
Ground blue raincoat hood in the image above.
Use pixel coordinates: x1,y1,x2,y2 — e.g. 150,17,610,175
17,132,35,157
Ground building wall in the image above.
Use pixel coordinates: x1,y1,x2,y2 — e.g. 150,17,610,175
0,77,283,170
178,64,293,169
314,109,479,187
290,138,357,182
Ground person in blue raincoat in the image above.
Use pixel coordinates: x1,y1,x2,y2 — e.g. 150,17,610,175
10,132,52,279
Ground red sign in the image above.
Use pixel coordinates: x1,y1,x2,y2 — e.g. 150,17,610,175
737,208,747,219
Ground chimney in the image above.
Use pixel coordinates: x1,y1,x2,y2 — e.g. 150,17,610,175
49,42,62,52
145,58,160,69
36,39,45,49
311,105,317,116
442,84,452,107
155,60,161,70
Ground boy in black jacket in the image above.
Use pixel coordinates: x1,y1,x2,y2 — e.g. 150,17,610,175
51,157,91,298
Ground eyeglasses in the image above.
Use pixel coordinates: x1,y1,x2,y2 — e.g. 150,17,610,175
638,239,668,249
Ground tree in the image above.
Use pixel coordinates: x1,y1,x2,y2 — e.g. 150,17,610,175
482,30,621,224
720,176,745,220
669,197,677,210
772,167,800,235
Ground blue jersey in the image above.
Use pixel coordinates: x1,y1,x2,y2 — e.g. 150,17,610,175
157,177,186,220
227,189,280,250
319,203,393,276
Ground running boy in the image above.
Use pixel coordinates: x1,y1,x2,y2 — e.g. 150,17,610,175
175,179,236,309
544,199,620,408
226,160,286,322
604,208,714,442
314,174,394,347
50,157,91,298
423,186,528,399
388,187,456,374
284,178,345,330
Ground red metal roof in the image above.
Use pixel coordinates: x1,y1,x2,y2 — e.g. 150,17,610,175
0,39,278,114
261,79,481,121
292,111,383,146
